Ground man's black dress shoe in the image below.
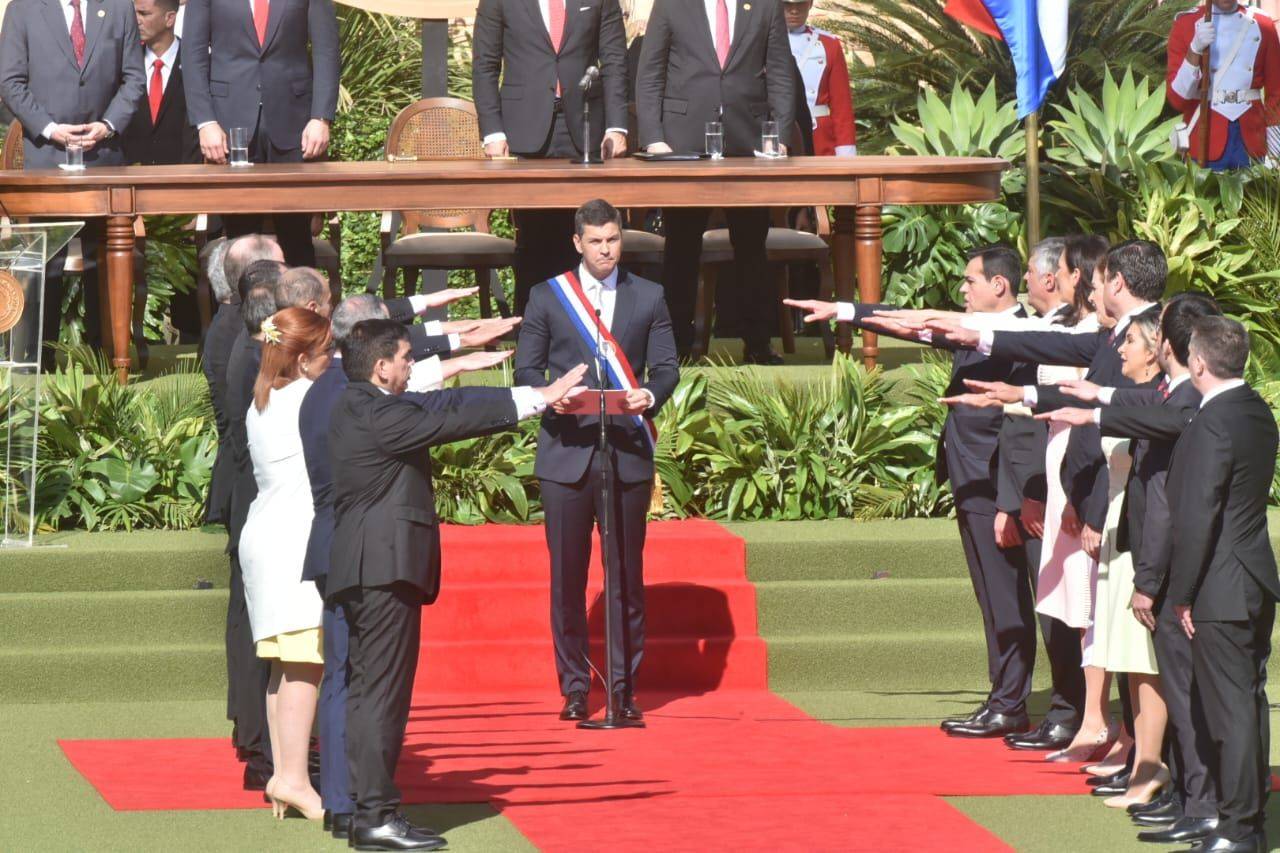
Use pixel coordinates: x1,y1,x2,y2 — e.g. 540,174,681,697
1138,817,1217,844
742,348,784,366
326,812,355,838
940,703,990,733
1129,787,1174,816
616,693,643,721
559,692,588,722
1004,719,1077,751
946,711,1030,738
1091,773,1133,796
1131,797,1180,825
243,764,272,791
1086,768,1130,787
1182,833,1265,853
349,813,445,851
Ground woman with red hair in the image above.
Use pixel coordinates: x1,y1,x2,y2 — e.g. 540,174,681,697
239,306,333,821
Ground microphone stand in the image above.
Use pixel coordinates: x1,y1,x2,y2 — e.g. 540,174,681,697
577,76,603,166
579,304,643,730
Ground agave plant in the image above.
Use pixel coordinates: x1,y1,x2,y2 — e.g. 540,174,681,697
1046,67,1179,175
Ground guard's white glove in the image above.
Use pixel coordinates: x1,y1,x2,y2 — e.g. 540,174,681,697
1191,19,1215,54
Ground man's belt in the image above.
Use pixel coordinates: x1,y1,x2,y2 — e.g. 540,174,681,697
810,104,831,118
1213,88,1262,105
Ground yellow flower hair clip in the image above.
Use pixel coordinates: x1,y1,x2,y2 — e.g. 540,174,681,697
260,317,282,344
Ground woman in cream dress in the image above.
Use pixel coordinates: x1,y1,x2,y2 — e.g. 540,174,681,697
239,307,333,822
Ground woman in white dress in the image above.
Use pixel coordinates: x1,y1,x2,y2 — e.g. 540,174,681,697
239,307,333,822
1090,311,1168,808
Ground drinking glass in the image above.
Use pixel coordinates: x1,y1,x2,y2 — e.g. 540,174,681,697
63,141,84,171
760,121,781,157
229,127,251,166
704,122,724,160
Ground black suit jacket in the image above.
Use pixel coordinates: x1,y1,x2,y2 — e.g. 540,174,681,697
201,301,242,524
182,0,339,151
513,268,679,485
326,381,518,601
472,0,628,155
223,327,261,550
1167,384,1280,618
1100,378,1200,600
844,303,1029,515
122,44,199,165
636,0,794,154
995,357,1047,515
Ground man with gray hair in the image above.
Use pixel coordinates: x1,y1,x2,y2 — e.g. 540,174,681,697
200,237,238,527
298,292,512,837
224,234,285,304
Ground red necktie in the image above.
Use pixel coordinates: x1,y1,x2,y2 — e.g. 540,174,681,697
715,0,731,68
253,0,269,46
547,0,564,94
149,59,164,123
1158,377,1170,399
69,0,86,67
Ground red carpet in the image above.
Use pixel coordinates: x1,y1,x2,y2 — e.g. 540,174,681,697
58,521,1116,851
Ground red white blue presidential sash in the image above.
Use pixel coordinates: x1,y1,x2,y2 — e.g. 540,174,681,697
546,270,659,451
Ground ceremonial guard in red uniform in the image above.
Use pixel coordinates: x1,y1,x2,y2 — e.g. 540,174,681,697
783,0,856,156
1167,0,1280,169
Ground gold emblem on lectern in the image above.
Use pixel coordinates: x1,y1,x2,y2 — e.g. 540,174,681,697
0,270,26,334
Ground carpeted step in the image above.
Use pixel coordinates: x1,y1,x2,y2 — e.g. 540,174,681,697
0,530,229,593
0,590,227,648
754,578,983,636
0,644,225,704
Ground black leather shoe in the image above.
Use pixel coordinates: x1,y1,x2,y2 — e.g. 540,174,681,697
946,711,1030,738
940,703,990,734
1138,817,1218,844
243,763,272,791
1086,768,1130,787
1005,720,1077,751
1184,833,1264,853
1092,772,1133,796
559,692,588,722
328,813,354,840
349,813,446,851
1129,787,1175,816
742,347,784,366
1132,798,1181,825
616,693,643,721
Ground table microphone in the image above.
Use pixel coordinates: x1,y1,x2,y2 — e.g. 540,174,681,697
578,66,600,91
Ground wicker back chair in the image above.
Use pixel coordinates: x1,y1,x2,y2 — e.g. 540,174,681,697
375,98,513,317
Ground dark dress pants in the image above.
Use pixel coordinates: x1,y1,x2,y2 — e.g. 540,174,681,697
1154,600,1217,819
540,450,649,697
223,131,316,268
512,108,581,316
956,508,1036,715
1023,533,1085,727
226,553,272,771
660,206,772,355
319,589,354,815
1191,575,1275,841
344,582,423,830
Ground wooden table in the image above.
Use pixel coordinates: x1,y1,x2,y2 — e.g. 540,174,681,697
0,156,1006,380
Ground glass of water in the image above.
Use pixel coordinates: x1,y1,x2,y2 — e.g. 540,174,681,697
63,140,84,171
760,121,781,157
229,127,251,166
705,122,724,160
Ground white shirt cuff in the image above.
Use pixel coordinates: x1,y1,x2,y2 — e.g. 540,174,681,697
41,122,58,141
1098,387,1115,405
447,333,460,350
835,302,856,322
834,145,856,157
408,295,429,315
640,388,656,410
423,319,443,335
406,356,444,393
482,132,507,145
1022,386,1038,408
196,120,218,130
511,386,548,420
977,330,995,356
605,128,628,135
1092,408,1102,425
1172,59,1202,101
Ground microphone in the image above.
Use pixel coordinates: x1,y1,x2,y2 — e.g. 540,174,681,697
578,66,600,91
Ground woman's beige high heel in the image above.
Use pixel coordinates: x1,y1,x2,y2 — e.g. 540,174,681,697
1047,723,1115,763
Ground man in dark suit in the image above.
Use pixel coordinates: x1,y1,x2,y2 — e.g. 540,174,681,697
0,0,145,364
637,0,794,363
299,292,514,840
513,199,680,721
1165,317,1279,853
473,0,629,315
198,237,238,526
1041,292,1224,846
326,319,585,850
182,0,339,266
787,245,1039,737
122,0,197,165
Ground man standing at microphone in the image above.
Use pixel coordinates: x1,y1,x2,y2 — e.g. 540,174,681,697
515,199,679,722
473,0,630,315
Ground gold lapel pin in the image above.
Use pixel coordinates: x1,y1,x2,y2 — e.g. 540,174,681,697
97,8,105,16
743,3,750,8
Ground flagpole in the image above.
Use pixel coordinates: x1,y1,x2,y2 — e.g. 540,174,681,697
1025,111,1041,247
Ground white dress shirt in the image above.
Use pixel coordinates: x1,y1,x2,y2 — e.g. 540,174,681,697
705,0,737,44
145,38,181,100
174,3,185,39
42,0,118,140
578,263,656,409
481,0,627,147
1199,378,1247,409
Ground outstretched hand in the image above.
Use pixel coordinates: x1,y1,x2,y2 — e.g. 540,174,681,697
1057,379,1102,403
926,320,979,348
962,379,1022,404
440,348,513,381
1034,407,1094,426
420,287,480,311
457,316,522,348
860,315,925,337
938,392,1003,409
782,298,837,323
539,363,590,408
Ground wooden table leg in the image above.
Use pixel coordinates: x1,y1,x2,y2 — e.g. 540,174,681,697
854,205,883,370
831,206,855,356
105,215,135,383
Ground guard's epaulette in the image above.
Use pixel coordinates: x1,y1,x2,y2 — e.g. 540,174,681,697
1173,7,1202,19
